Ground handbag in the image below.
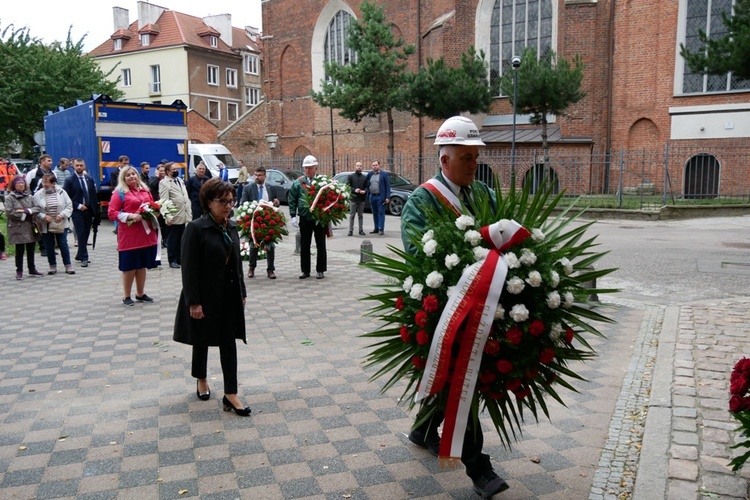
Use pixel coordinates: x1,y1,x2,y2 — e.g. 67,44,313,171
47,218,66,234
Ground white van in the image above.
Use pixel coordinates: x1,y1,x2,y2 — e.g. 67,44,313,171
187,144,240,183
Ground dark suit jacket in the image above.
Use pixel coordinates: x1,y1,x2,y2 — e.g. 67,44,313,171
187,175,209,216
240,182,278,205
63,174,98,217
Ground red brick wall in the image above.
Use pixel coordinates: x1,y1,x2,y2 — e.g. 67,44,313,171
187,110,218,144
218,104,270,164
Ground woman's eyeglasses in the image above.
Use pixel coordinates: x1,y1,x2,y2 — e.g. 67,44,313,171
212,198,235,207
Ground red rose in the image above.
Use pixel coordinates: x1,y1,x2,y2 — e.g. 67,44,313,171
479,370,496,384
505,327,523,345
564,328,575,344
506,378,522,391
268,229,275,235
415,310,429,327
261,224,267,229
395,296,404,310
529,320,545,337
264,236,271,242
412,356,426,370
525,368,539,379
477,384,490,393
496,360,513,374
514,387,531,399
488,391,505,400
416,329,429,346
400,326,411,343
731,376,749,396
730,394,744,412
422,295,439,313
253,223,259,229
484,339,500,355
540,348,556,364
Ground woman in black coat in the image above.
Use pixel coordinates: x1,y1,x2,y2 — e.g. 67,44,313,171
173,177,251,416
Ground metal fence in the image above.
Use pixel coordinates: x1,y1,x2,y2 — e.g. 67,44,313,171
253,139,750,210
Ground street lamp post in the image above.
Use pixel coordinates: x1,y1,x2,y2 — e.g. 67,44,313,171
510,55,521,191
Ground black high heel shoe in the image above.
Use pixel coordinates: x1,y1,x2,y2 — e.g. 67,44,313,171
222,396,251,416
196,380,210,401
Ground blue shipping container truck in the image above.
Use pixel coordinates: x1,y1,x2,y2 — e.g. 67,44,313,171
43,95,188,205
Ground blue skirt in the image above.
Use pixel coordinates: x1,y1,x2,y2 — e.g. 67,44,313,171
119,245,158,272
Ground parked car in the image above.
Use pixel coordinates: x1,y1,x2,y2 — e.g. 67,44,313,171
333,171,417,216
254,168,302,204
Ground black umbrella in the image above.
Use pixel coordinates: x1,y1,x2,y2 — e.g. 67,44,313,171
91,206,101,249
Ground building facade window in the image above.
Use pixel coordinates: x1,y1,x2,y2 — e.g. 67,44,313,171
679,0,750,94
324,10,357,68
226,68,238,88
149,65,161,94
227,102,238,122
207,64,219,86
210,35,218,47
245,87,259,106
488,0,554,94
113,38,122,51
208,100,220,120
121,68,131,87
243,54,258,75
141,33,150,46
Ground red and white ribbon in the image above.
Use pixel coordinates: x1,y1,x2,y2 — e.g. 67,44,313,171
310,182,342,213
250,200,278,246
415,219,530,462
422,179,462,216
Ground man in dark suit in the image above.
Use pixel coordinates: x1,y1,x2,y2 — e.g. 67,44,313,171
240,166,280,279
63,158,97,267
187,162,209,220
288,155,327,279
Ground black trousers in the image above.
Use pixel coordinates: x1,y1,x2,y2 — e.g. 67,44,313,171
299,217,326,274
167,223,185,264
191,342,238,394
14,242,37,273
414,402,492,479
72,211,93,260
249,242,275,272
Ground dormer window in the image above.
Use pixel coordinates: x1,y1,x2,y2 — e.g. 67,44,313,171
141,33,150,46
114,38,122,51
210,36,218,47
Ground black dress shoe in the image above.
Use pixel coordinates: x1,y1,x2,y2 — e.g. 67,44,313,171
196,380,210,401
408,428,440,457
471,470,509,499
169,262,181,269
222,396,251,416
247,268,255,278
267,271,276,279
316,272,324,279
299,272,310,279
80,259,88,267
370,229,379,234
359,230,365,235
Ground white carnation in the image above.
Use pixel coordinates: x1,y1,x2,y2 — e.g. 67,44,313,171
494,305,505,320
464,230,482,246
444,253,460,270
563,291,575,308
409,283,424,301
402,276,414,293
473,247,490,261
550,270,560,288
509,304,529,322
455,215,475,230
506,276,525,294
446,286,456,298
531,228,545,241
425,271,444,289
546,291,561,309
421,230,435,243
519,248,537,266
423,239,438,257
503,252,521,269
525,271,543,287
550,322,564,339
558,257,574,276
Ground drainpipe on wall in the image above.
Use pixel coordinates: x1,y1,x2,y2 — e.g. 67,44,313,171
417,0,423,184
605,0,616,193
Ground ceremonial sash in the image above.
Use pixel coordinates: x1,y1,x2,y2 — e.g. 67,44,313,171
415,213,530,463
422,179,462,216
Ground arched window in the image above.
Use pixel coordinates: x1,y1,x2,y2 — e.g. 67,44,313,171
475,163,495,188
489,0,554,93
522,163,559,194
324,11,357,68
683,153,720,199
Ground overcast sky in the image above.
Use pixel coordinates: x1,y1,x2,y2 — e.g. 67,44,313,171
1,0,263,53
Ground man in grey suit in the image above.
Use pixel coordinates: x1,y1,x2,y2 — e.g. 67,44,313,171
240,166,280,279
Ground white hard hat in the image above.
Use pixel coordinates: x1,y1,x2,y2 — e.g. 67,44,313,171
302,155,319,167
434,116,485,146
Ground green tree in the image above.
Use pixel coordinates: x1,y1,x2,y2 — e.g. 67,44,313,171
499,48,584,182
0,25,122,155
407,46,494,119
310,0,414,168
680,0,750,80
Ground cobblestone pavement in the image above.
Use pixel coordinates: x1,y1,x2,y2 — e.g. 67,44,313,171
0,217,747,499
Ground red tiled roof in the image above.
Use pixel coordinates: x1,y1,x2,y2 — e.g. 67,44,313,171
231,26,261,53
89,9,245,57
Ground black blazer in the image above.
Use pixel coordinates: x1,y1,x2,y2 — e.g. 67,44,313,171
63,174,98,214
240,182,278,205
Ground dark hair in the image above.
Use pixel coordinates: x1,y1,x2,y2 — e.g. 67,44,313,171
199,177,234,211
42,173,57,184
255,166,266,173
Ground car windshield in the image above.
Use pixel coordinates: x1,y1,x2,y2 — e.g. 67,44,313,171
282,170,303,181
204,154,238,170
389,173,411,186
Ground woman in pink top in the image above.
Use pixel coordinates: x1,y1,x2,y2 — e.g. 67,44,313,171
108,166,159,306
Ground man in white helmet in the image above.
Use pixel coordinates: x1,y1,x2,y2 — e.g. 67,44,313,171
401,116,508,498
288,155,328,279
